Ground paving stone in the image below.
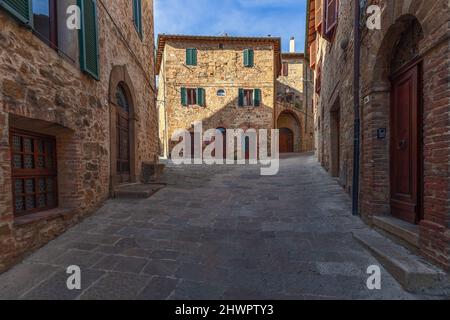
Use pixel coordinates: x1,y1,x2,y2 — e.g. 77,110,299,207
142,259,179,277
0,154,431,300
22,269,105,300
169,280,226,300
0,263,60,299
79,272,150,300
137,276,179,300
51,250,105,269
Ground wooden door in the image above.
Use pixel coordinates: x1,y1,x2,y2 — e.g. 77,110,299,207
116,109,130,183
279,128,294,153
390,64,421,224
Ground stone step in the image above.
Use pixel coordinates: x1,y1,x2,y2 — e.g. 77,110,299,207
372,216,420,251
113,183,166,199
353,229,449,295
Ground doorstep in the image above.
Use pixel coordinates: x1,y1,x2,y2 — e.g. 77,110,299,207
353,229,449,295
113,183,166,199
372,215,420,252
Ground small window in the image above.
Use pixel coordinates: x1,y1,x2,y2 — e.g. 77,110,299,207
243,90,253,106
217,89,226,97
32,0,57,47
187,88,197,105
186,48,197,66
282,62,289,76
239,88,261,107
286,93,294,103
243,49,254,67
133,0,143,38
10,130,58,216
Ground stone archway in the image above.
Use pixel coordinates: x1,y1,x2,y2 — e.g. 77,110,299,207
108,66,138,190
277,110,302,153
361,15,425,223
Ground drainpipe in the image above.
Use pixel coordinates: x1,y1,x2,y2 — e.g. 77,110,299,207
352,0,361,216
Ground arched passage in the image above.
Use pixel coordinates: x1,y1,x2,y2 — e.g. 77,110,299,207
109,66,138,189
364,16,424,224
277,111,301,153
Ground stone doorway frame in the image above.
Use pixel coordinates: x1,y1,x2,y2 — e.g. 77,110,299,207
108,66,139,192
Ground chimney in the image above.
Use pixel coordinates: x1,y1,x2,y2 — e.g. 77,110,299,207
289,37,295,53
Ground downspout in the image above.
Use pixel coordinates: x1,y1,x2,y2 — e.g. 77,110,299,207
352,0,361,216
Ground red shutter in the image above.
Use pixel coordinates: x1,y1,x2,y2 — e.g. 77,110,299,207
309,40,317,69
315,0,323,33
325,0,338,37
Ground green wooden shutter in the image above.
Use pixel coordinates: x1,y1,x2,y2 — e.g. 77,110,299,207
192,48,197,65
243,49,254,67
254,89,261,107
78,0,100,80
186,49,197,66
238,89,244,107
197,88,205,106
181,87,187,106
243,49,249,67
133,0,142,38
0,0,32,25
248,49,254,67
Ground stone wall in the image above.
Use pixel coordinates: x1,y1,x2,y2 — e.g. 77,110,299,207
0,0,158,272
158,39,278,156
276,55,315,152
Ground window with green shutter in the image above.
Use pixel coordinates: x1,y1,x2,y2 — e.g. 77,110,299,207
243,49,254,67
181,87,187,106
254,89,261,107
0,0,32,25
78,0,100,80
186,48,197,66
133,0,142,38
238,88,244,107
197,88,205,107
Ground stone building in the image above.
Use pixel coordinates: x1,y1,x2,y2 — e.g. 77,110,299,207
157,34,315,158
306,0,450,270
156,35,281,158
0,0,158,272
275,38,315,153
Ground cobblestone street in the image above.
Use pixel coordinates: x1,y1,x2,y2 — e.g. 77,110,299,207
0,154,421,300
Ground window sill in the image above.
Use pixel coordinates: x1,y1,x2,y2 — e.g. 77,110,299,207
14,208,76,227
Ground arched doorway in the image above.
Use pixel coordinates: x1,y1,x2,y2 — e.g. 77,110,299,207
277,111,301,153
279,128,294,153
115,83,132,183
389,18,424,224
108,66,137,189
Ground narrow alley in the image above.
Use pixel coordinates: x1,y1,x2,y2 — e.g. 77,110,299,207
0,154,421,300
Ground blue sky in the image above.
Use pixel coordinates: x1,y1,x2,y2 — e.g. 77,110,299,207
154,0,307,53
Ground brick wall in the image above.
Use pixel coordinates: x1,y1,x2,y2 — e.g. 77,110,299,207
308,0,450,270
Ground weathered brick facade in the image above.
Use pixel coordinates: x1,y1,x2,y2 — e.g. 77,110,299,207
307,0,450,270
0,0,158,272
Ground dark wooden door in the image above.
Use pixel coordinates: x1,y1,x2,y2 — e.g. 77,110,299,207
390,64,420,224
279,128,294,153
117,109,130,183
